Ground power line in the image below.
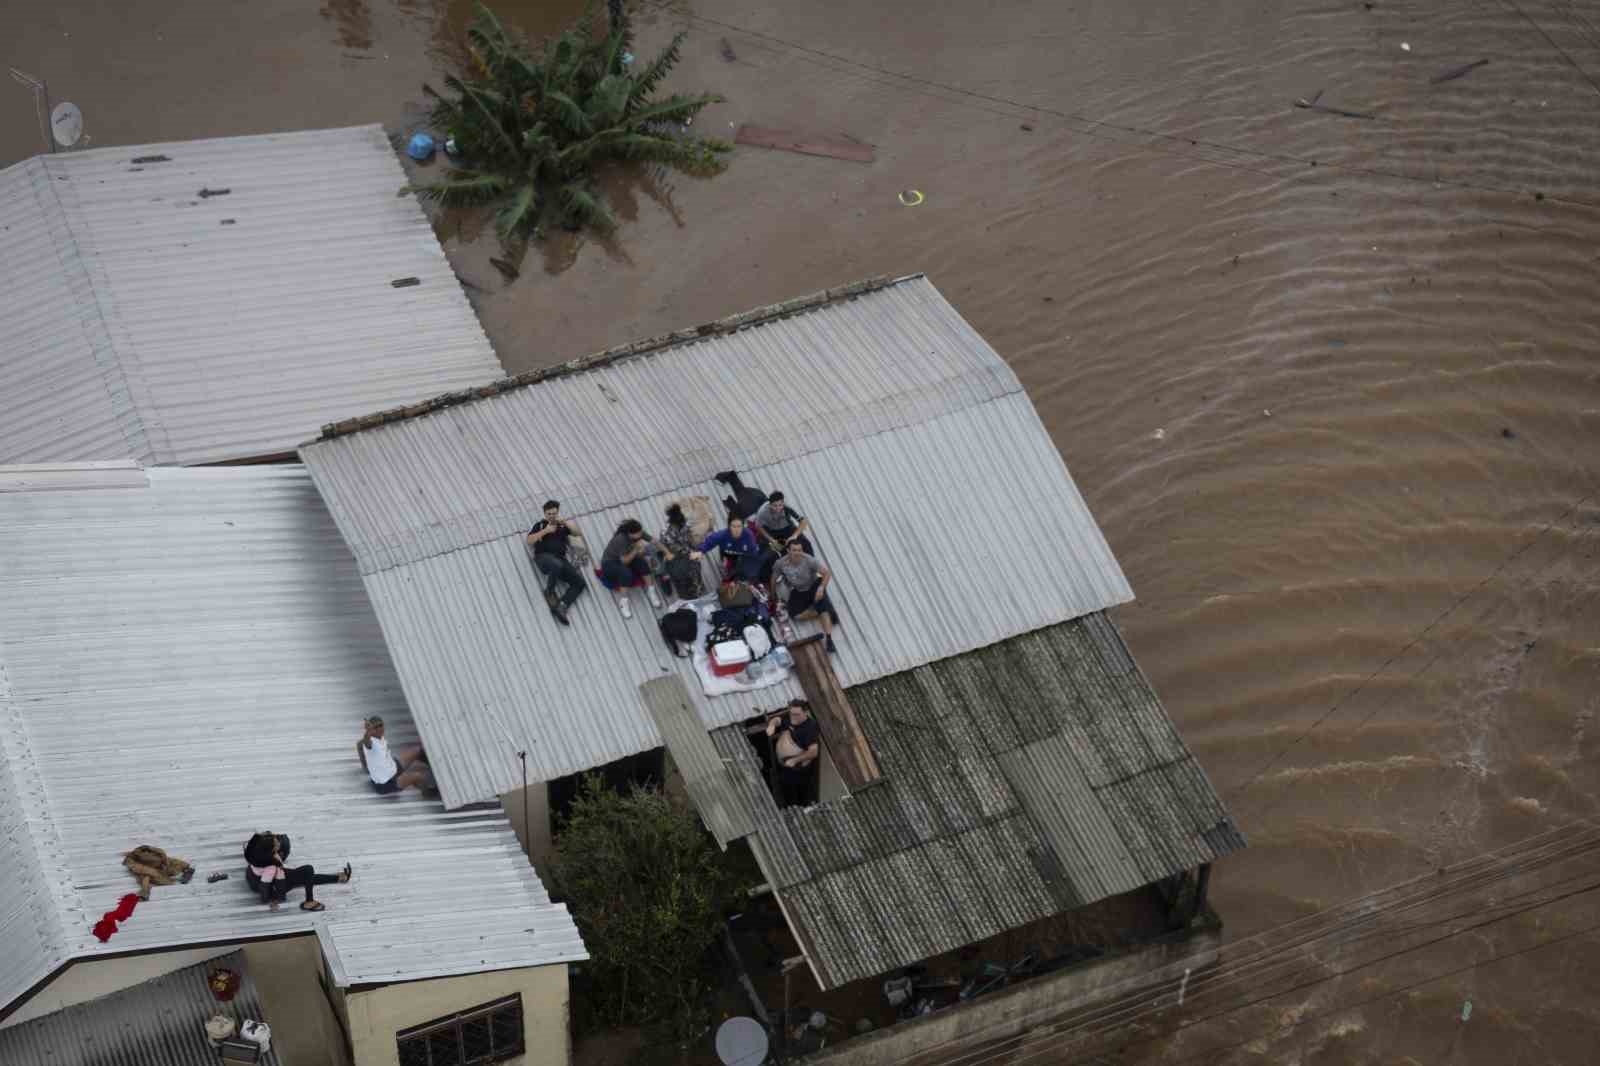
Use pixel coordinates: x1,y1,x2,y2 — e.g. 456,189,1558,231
898,821,1600,1066
920,853,1600,1066
647,2,1600,211
1500,0,1600,100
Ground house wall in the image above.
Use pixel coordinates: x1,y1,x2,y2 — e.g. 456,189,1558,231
244,937,345,1066
499,782,554,868
817,744,847,803
345,964,570,1066
800,926,1223,1066
0,945,236,1029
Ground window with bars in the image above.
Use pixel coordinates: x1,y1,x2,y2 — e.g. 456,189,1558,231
396,993,525,1066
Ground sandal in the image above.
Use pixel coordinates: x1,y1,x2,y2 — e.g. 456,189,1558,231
338,863,353,883
300,900,325,912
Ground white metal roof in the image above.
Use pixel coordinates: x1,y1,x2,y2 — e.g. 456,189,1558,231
0,465,585,1019
299,277,1135,807
319,905,589,987
0,125,504,466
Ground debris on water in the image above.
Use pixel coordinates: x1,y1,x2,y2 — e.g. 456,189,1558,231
1461,999,1472,1022
407,132,436,161
391,277,421,288
1328,338,1346,347
1432,58,1489,83
1294,91,1376,119
219,219,236,225
1401,41,1412,52
1152,428,1166,441
1501,427,1516,439
898,189,925,206
1020,123,1034,131
131,154,172,164
1263,409,1272,417
490,257,520,281
720,37,736,62
197,187,231,198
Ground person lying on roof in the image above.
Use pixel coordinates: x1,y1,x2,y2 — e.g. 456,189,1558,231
358,716,434,794
770,539,839,653
602,518,665,618
691,513,763,582
526,499,587,626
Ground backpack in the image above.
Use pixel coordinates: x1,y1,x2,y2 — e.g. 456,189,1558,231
719,582,754,608
658,609,697,657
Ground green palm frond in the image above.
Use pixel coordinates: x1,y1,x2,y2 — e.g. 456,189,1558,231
406,169,510,205
494,183,541,237
623,93,723,130
626,30,685,108
557,180,617,232
545,91,592,136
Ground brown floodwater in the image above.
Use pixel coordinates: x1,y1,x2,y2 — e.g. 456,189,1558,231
5,0,1600,1061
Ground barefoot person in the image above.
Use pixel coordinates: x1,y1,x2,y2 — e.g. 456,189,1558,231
357,716,434,794
769,539,839,653
243,831,351,913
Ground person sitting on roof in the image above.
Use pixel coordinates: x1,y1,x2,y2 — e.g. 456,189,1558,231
691,513,763,583
753,491,813,556
770,539,839,653
526,499,587,626
766,699,821,808
602,518,665,618
243,831,351,913
657,503,704,601
358,715,434,794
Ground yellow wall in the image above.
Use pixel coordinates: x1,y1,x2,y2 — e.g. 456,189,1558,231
345,965,569,1066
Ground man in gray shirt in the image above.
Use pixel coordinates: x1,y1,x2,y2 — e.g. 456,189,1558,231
769,539,838,653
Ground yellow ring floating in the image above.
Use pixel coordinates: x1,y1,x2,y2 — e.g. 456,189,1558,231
898,189,925,206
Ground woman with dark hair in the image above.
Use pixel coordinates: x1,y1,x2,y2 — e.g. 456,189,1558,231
600,518,664,618
658,504,704,600
243,832,351,912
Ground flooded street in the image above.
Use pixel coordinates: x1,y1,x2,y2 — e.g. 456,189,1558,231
5,0,1600,1061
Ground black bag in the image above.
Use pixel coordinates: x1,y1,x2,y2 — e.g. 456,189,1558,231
659,609,698,656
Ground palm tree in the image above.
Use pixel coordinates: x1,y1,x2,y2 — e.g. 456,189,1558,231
408,3,731,247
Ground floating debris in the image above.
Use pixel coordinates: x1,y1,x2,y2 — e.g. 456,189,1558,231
197,187,231,198
1432,58,1489,83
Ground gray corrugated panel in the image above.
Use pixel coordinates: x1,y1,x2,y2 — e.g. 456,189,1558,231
643,677,755,848
299,279,1132,807
0,950,279,1066
319,906,587,987
0,465,583,1017
0,126,504,466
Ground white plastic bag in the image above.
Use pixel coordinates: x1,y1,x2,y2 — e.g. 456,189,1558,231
743,624,772,659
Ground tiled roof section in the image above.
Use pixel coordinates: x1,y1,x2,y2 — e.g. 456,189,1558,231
0,126,504,465
706,613,1243,988
0,950,278,1066
298,277,1133,807
0,465,584,1017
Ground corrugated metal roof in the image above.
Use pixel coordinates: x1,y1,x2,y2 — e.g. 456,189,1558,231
319,905,588,987
642,677,757,848
0,125,504,466
704,614,1244,989
299,276,1133,807
0,950,279,1066
0,465,584,1018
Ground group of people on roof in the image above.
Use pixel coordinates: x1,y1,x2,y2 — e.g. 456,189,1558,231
522,471,840,651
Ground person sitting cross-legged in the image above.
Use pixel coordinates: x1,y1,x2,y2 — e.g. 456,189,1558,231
769,539,839,653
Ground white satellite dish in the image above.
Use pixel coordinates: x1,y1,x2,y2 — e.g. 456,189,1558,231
714,1016,768,1066
50,102,82,148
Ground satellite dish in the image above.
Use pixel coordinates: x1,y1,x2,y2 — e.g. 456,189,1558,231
50,102,82,148
714,1016,768,1066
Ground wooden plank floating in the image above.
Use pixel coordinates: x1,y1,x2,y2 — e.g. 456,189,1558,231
789,636,882,789
734,125,876,164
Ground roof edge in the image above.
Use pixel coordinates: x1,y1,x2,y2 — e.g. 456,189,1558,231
307,273,923,445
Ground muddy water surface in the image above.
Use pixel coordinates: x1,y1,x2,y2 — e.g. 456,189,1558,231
5,0,1600,1062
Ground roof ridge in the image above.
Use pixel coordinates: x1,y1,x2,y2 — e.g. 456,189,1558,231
308,273,922,445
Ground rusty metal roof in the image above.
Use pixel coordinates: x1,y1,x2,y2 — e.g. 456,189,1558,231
707,613,1244,988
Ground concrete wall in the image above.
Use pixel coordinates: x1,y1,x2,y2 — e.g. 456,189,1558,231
245,937,345,1066
801,927,1222,1066
345,964,570,1066
500,782,554,868
0,945,237,1029
817,745,847,803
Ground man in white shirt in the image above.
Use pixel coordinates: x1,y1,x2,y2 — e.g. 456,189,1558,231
356,716,434,794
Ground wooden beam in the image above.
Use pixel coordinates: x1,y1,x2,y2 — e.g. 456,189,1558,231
734,124,876,163
789,636,882,789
